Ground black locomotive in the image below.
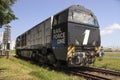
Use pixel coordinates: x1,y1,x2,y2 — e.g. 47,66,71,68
16,5,101,66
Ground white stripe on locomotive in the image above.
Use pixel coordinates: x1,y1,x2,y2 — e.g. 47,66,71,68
83,29,90,45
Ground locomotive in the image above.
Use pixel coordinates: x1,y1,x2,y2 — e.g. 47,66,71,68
16,5,101,66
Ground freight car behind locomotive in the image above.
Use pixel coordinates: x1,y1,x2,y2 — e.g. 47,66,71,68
16,5,101,66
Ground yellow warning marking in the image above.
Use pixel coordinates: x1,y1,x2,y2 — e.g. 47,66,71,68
68,46,72,51
95,46,100,53
67,46,75,60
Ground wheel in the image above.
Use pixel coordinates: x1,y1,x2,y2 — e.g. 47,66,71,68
47,53,56,64
31,51,36,61
16,50,19,56
16,50,21,57
41,47,47,55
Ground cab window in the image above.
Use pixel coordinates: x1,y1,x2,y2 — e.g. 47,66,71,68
53,10,68,26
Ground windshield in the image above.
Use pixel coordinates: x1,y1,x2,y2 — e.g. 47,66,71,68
68,11,98,26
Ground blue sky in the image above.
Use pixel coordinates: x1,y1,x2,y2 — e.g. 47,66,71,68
1,0,120,47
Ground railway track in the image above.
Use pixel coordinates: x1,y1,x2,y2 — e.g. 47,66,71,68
70,69,111,80
66,66,120,80
81,66,120,76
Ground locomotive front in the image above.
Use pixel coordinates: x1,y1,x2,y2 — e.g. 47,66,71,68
66,6,101,65
51,5,101,66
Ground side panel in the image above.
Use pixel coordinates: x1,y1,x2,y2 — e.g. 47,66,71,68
26,30,31,47
52,23,68,60
53,47,67,60
16,18,52,60
44,18,52,47
41,23,45,46
24,18,52,49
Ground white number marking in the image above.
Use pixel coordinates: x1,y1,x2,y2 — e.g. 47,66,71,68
83,30,90,45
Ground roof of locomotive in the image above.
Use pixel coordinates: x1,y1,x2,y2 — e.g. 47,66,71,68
68,5,97,19
69,5,92,13
16,5,98,39
53,5,97,20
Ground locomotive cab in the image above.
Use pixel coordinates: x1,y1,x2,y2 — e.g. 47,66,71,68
52,5,101,65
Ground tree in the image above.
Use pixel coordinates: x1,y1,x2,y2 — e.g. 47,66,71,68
0,0,17,27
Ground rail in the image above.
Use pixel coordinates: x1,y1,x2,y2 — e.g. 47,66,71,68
67,66,120,80
80,66,120,76
70,69,111,80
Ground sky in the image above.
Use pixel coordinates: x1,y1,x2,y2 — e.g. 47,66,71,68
1,0,120,48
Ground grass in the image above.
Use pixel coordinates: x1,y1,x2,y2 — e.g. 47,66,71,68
1,51,120,80
0,56,83,80
9,50,16,55
91,57,120,71
104,52,120,57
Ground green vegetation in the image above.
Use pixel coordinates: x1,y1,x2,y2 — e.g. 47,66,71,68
104,52,120,57
9,50,16,55
91,57,120,71
104,48,120,52
0,57,83,80
0,0,17,27
1,52,120,80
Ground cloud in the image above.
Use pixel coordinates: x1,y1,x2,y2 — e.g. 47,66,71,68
101,23,120,36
